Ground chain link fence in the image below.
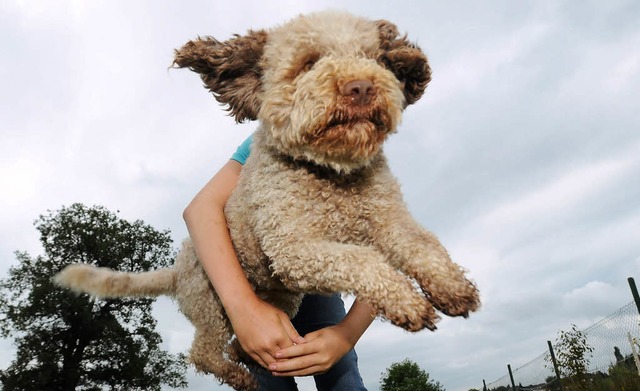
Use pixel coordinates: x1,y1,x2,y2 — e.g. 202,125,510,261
484,279,640,391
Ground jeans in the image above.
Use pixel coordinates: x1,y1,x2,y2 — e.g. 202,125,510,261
249,294,367,390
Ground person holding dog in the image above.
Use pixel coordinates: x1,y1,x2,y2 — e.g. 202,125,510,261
183,133,373,390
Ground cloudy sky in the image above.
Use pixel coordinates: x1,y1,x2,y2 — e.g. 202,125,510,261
1,1,639,390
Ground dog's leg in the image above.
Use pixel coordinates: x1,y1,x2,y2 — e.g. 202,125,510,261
266,242,439,331
172,241,258,390
371,210,480,318
188,316,258,391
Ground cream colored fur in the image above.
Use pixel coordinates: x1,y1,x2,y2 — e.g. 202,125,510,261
55,11,480,391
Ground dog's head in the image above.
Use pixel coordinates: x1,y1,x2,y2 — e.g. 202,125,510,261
175,11,431,173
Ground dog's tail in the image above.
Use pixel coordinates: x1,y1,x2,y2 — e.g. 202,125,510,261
54,264,177,299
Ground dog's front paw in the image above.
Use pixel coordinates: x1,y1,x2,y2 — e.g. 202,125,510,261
424,274,480,318
386,304,440,332
374,287,440,332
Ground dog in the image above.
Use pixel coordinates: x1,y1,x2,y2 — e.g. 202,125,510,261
55,11,480,390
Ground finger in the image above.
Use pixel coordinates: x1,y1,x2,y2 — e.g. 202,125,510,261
275,343,309,359
254,348,278,368
268,326,297,352
250,352,269,369
272,364,327,377
280,316,305,345
273,336,292,351
269,356,312,373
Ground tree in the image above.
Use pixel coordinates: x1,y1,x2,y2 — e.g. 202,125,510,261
0,204,187,390
380,358,445,391
552,324,594,390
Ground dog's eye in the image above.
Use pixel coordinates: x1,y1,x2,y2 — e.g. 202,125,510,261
296,53,320,76
302,60,316,72
286,53,320,80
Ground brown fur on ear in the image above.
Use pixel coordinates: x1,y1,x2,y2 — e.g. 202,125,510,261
173,30,268,122
375,20,431,106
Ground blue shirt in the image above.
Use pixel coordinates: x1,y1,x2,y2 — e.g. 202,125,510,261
230,134,254,165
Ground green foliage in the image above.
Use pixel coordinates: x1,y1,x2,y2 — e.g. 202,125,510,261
552,324,594,391
0,204,187,390
607,362,640,389
544,375,563,391
380,358,445,391
589,350,640,391
582,366,640,391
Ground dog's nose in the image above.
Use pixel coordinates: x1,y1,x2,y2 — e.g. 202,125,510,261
341,80,376,106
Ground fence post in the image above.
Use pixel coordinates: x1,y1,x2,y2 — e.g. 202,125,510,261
628,277,640,315
482,379,487,391
628,332,640,376
547,340,564,391
507,364,516,390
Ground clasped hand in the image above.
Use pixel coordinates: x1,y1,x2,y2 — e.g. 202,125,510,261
229,299,352,377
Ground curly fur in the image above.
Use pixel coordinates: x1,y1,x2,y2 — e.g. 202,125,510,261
55,11,480,391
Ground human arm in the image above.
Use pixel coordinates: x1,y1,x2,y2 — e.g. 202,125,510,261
183,159,304,368
268,298,375,376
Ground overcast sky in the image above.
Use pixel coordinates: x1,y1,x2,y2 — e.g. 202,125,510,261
1,1,639,390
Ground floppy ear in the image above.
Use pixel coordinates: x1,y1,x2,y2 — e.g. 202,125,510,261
375,20,431,106
173,30,268,122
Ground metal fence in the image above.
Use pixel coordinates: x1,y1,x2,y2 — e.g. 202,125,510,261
483,278,640,391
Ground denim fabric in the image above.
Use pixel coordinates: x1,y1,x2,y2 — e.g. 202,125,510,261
249,294,367,390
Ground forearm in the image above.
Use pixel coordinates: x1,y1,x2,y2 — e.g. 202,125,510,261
336,298,376,347
186,209,258,309
183,161,259,316
185,159,305,368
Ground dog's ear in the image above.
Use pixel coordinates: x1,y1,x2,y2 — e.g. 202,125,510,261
375,20,431,106
173,30,268,122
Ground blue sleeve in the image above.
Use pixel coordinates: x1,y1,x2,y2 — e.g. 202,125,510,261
230,134,254,165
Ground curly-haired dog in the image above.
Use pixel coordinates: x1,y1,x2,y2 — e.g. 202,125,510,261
55,11,480,390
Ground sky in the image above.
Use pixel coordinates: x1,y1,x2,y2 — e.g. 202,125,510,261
1,1,639,390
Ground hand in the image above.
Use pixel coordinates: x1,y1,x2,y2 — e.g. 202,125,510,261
228,298,305,369
268,324,353,377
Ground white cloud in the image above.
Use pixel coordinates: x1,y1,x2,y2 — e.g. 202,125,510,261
0,158,40,207
606,49,640,93
562,281,619,311
468,141,640,252
430,22,551,102
554,31,640,104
